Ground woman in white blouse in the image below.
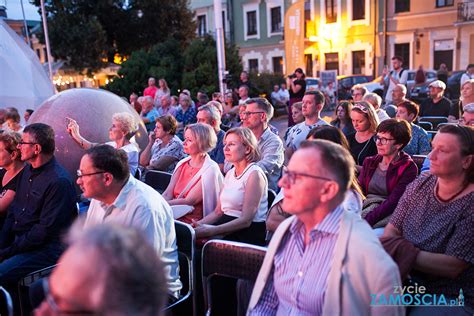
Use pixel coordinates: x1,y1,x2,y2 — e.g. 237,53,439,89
194,127,268,246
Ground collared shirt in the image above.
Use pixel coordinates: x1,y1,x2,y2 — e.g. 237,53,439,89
143,108,159,132
209,129,225,165
403,123,431,155
157,105,177,117
250,206,344,315
150,136,184,173
175,106,197,127
256,127,284,192
0,157,77,259
84,176,182,296
285,119,330,151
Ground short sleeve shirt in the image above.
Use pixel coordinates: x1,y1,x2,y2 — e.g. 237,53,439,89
175,107,197,127
390,175,474,303
150,136,185,173
285,120,330,151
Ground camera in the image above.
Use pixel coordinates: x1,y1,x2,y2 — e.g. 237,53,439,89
288,74,296,79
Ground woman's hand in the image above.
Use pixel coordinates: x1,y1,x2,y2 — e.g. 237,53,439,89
148,131,156,143
194,223,215,238
66,117,81,140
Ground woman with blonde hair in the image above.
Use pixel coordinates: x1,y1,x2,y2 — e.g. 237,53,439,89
346,101,380,168
66,112,139,175
163,123,223,223
193,127,268,246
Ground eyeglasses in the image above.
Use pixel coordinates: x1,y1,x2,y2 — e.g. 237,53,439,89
42,278,96,315
76,170,106,178
281,166,333,185
352,92,363,97
240,111,264,117
352,104,368,113
18,141,37,146
374,135,396,145
459,117,474,127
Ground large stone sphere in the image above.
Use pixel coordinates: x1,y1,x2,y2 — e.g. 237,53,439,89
28,88,148,182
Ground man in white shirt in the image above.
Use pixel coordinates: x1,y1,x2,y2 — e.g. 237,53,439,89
77,145,181,298
382,56,408,105
285,90,329,161
460,64,474,87
279,83,290,104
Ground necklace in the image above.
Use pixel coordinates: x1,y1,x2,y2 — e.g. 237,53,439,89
435,180,469,203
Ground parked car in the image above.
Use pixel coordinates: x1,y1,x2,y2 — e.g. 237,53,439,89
337,75,372,100
447,70,465,101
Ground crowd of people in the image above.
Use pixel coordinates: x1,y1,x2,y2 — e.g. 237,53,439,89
0,62,472,315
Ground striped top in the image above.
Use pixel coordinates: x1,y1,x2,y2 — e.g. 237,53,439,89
250,206,344,316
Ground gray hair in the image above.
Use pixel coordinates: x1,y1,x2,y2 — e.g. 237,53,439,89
245,98,274,122
198,104,222,127
143,96,154,105
185,123,217,153
351,84,368,96
395,84,407,95
112,112,138,136
67,223,167,316
363,93,382,109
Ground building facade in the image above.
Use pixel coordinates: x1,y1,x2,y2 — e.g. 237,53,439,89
190,0,286,74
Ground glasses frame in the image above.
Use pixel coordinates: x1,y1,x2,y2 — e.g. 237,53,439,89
240,111,265,117
282,166,333,185
18,141,37,146
374,135,396,145
76,170,106,178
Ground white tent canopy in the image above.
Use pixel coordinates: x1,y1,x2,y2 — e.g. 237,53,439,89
0,18,54,117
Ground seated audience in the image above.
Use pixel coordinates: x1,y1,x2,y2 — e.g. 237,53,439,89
197,104,225,171
363,92,390,122
140,115,184,173
175,93,197,138
79,145,181,298
0,123,77,286
330,101,355,136
240,98,284,192
419,80,456,119
156,95,177,117
194,127,267,246
266,126,365,234
34,224,168,316
24,109,34,123
290,101,304,125
359,119,417,231
163,123,223,224
4,109,23,133
285,91,329,161
0,132,25,218
383,124,473,314
248,140,402,315
396,100,431,155
351,84,368,101
67,112,139,176
347,101,379,168
454,79,474,122
385,84,407,118
140,96,159,132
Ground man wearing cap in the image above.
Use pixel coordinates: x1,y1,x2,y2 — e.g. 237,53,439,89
419,80,457,119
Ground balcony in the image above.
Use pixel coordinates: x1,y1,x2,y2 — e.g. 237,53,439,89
457,2,474,23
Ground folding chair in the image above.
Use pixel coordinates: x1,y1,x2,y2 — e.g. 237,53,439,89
144,170,172,193
0,287,13,316
201,240,266,316
419,116,448,130
18,265,57,316
416,121,433,131
267,189,277,210
163,221,196,316
411,155,427,175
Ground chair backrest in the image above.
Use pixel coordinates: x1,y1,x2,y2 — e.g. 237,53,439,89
416,121,433,131
0,287,13,316
419,116,448,130
144,170,172,193
201,240,266,315
267,189,277,210
163,221,196,315
427,130,437,141
17,265,57,316
411,155,427,175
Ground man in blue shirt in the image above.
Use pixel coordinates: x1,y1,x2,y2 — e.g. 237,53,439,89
0,123,77,286
197,103,225,171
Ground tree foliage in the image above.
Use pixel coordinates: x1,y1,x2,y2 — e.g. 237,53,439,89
105,36,243,98
31,0,196,71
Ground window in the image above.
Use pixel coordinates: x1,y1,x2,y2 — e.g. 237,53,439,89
352,0,365,20
434,40,454,71
270,6,282,33
326,0,337,23
249,59,259,73
305,54,313,77
395,0,410,13
197,15,207,37
325,53,339,73
352,50,365,74
272,57,283,74
436,0,453,8
247,11,257,36
394,43,410,69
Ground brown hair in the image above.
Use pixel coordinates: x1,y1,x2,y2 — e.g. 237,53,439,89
377,119,412,150
352,101,380,133
397,100,419,119
0,132,22,161
156,115,178,135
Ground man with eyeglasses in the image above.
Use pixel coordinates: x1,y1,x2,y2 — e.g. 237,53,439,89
285,90,329,161
0,123,77,288
240,98,284,192
78,145,181,299
248,140,402,315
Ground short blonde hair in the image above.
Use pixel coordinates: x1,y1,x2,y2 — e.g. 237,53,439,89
352,101,380,133
293,101,303,111
185,123,217,153
225,127,261,163
112,112,138,137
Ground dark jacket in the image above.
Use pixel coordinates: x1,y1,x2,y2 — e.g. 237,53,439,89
358,152,418,226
